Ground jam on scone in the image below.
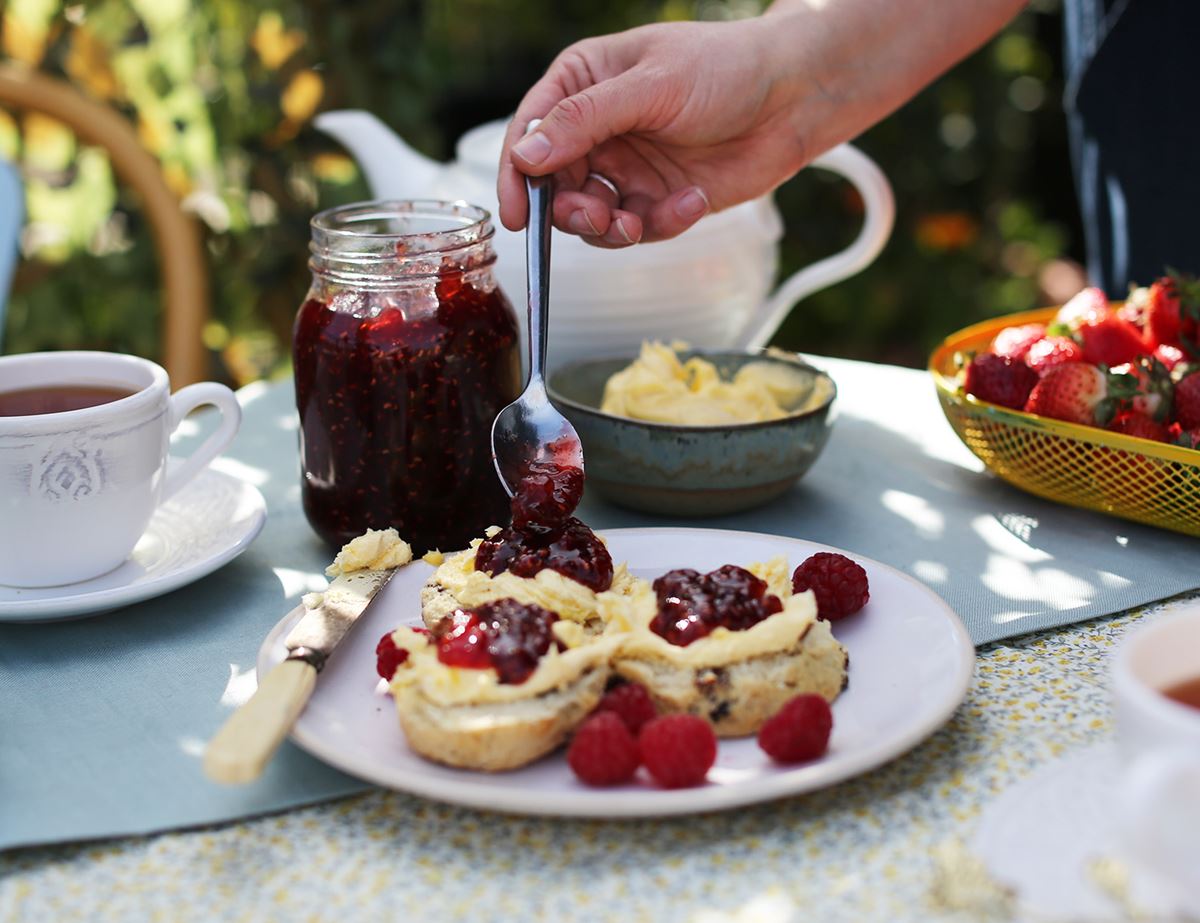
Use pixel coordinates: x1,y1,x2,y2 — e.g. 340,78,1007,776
436,598,564,685
650,565,784,646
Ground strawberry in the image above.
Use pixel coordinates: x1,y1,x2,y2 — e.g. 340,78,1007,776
992,323,1046,360
1023,363,1135,426
1163,269,1200,358
1053,286,1110,330
1109,357,1173,422
1153,343,1186,371
1117,289,1147,329
1171,423,1200,450
1076,314,1146,367
1025,335,1083,376
1108,411,1169,442
1174,372,1200,430
1144,278,1182,349
963,352,1037,409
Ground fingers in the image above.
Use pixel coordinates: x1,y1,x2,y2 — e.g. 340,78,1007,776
511,74,645,179
499,77,575,231
551,190,643,247
634,185,711,243
552,189,610,238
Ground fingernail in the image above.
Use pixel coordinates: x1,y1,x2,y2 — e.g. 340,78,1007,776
569,209,600,236
512,132,552,166
675,187,710,220
614,217,637,244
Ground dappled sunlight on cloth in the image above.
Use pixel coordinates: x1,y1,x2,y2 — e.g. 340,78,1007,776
219,663,258,708
882,489,945,539
212,456,271,488
272,567,326,598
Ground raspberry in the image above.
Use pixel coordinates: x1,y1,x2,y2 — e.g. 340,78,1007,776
594,682,657,735
791,552,869,620
639,714,717,789
757,694,833,763
375,632,409,680
567,713,640,786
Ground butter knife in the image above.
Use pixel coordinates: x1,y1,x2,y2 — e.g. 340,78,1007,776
204,567,397,784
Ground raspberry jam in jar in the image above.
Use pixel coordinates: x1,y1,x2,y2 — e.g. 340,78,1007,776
294,201,521,552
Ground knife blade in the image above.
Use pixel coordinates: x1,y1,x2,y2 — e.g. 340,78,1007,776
204,567,398,784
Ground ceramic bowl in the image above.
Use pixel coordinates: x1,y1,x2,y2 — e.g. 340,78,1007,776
546,350,837,516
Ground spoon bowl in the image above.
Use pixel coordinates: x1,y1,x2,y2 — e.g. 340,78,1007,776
491,166,584,496
492,380,584,496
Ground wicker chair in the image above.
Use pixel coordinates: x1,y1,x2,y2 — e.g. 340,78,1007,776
0,63,209,386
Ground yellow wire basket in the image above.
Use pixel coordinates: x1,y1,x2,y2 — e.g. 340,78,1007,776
929,306,1200,537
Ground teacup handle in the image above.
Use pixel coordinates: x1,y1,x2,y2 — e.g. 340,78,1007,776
163,383,242,502
1121,749,1200,901
734,143,896,351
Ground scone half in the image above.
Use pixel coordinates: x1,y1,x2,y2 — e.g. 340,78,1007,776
385,623,619,772
610,557,848,737
614,618,847,738
395,666,608,772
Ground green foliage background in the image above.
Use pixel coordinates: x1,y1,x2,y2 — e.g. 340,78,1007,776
0,0,1079,383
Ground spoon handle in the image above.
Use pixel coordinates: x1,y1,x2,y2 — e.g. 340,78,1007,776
525,173,552,387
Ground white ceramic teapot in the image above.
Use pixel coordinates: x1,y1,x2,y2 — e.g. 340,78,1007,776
315,111,894,368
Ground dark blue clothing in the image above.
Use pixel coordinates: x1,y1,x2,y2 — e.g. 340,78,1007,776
1064,0,1200,294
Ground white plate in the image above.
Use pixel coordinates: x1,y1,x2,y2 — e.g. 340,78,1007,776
259,527,974,818
0,466,266,622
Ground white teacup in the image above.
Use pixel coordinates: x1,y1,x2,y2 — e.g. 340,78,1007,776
1112,606,1200,909
0,351,241,587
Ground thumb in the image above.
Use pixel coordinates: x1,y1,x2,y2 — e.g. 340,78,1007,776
511,76,646,175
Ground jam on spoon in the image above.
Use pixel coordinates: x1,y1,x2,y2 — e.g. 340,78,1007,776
475,457,613,593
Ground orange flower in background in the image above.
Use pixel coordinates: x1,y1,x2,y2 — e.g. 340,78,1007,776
281,70,323,123
267,68,323,145
312,152,357,185
2,5,50,66
65,27,120,101
251,11,306,71
915,211,980,251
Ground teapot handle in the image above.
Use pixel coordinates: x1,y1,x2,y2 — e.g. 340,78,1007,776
733,143,895,351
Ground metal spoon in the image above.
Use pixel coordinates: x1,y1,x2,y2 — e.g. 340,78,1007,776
490,168,584,496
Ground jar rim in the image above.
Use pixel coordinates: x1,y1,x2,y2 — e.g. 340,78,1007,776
311,199,493,250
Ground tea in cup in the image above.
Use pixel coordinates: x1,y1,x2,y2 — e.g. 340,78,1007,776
0,351,241,587
1111,606,1200,910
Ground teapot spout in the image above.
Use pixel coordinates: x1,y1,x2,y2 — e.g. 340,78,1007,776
314,110,443,201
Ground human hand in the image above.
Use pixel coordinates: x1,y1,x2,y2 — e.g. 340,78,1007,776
498,0,1027,248
497,19,809,248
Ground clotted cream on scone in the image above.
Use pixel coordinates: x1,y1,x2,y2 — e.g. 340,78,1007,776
381,599,620,771
612,556,847,737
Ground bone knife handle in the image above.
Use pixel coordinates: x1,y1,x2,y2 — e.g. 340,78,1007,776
203,658,316,785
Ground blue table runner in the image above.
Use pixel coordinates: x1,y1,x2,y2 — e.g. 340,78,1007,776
3,358,1196,850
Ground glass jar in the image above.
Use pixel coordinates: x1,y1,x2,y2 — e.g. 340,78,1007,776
293,200,521,553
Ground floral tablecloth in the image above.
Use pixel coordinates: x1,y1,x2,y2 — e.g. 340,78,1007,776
3,595,1184,923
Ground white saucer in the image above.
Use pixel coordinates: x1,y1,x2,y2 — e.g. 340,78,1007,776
973,743,1198,920
0,466,266,622
259,527,975,818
